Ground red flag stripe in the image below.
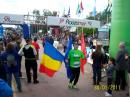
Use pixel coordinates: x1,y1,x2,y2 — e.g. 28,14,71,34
80,1,84,10
80,32,87,75
39,64,56,77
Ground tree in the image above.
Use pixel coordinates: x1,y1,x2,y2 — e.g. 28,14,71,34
84,4,112,37
87,4,112,25
78,27,97,37
52,11,58,16
32,9,59,24
32,9,43,23
42,9,53,17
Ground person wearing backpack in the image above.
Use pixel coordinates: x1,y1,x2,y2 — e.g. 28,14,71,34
18,38,39,84
2,43,22,92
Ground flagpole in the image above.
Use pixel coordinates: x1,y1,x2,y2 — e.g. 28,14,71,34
93,0,96,38
107,0,109,25
77,27,78,35
46,15,49,35
93,16,95,38
82,27,84,46
82,27,83,33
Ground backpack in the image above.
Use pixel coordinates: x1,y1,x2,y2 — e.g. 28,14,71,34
6,54,17,68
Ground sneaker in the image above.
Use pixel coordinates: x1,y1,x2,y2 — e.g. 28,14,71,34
18,88,22,92
19,72,22,77
33,80,39,84
27,80,31,84
126,93,129,96
68,83,72,88
105,92,112,97
72,85,78,89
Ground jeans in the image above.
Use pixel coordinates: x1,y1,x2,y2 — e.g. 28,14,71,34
107,78,112,94
7,72,21,91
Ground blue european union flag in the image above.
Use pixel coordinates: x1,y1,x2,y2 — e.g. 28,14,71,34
64,36,73,79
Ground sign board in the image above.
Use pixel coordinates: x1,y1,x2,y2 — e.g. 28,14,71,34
47,16,100,28
0,13,24,24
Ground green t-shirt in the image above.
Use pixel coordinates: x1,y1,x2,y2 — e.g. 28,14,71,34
68,49,85,68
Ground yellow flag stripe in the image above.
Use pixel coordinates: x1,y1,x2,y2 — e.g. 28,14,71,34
40,54,62,71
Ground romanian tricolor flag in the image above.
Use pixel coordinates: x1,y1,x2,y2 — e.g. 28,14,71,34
39,42,64,77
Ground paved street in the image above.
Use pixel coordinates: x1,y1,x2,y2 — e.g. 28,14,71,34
12,40,128,97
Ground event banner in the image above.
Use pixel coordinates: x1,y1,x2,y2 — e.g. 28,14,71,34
47,16,100,28
0,13,24,24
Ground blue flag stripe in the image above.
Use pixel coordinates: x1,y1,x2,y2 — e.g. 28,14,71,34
64,37,73,79
44,42,64,62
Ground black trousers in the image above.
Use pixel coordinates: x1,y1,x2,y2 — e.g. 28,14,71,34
107,78,112,94
69,67,80,86
92,66,101,85
64,46,67,53
19,56,22,77
115,70,126,90
25,60,38,82
0,67,7,82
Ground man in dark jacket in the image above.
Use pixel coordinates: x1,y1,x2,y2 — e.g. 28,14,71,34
18,38,39,84
115,42,128,90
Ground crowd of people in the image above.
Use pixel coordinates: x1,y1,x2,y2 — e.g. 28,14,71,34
0,30,40,97
41,33,130,97
0,30,130,97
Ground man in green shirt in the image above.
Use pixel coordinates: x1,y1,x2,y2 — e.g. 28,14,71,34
68,42,85,89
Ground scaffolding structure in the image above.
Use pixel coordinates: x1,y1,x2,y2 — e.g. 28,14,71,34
24,14,46,25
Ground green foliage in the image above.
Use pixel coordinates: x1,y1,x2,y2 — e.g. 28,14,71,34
32,9,58,24
85,5,112,38
42,28,47,34
87,4,112,25
77,27,96,36
42,9,53,16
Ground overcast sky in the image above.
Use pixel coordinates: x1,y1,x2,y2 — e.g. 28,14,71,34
0,0,109,18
